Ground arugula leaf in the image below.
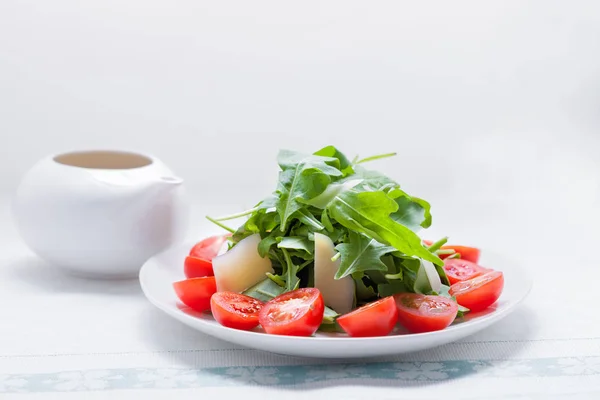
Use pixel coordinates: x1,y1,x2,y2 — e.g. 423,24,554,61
248,210,279,233
321,209,334,232
294,209,325,231
243,278,285,302
277,149,343,172
274,150,344,231
318,321,345,333
327,189,443,266
290,224,311,237
232,208,280,244
322,306,340,324
278,252,311,266
353,274,378,301
275,171,327,231
258,232,280,258
300,179,363,209
277,236,313,254
301,179,363,209
281,248,300,291
313,145,354,176
348,165,398,191
334,231,396,279
387,188,432,231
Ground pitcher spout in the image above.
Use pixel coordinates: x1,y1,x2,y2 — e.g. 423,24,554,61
127,174,185,210
148,175,184,197
157,176,184,187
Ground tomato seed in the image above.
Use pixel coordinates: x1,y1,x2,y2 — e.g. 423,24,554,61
230,301,261,314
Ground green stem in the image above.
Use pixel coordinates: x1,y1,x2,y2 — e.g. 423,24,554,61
385,272,403,280
447,253,461,259
211,207,259,221
266,272,286,287
205,216,236,233
436,249,456,255
356,152,397,164
281,248,297,292
297,210,325,231
331,252,341,262
351,154,360,164
427,236,448,253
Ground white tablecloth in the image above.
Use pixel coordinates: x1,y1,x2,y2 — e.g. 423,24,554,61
1,170,600,400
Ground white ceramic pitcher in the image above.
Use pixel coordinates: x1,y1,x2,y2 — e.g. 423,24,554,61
12,150,190,279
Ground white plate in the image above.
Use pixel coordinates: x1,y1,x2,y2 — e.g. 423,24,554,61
139,241,532,358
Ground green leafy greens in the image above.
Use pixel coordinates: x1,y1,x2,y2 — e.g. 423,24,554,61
208,146,465,320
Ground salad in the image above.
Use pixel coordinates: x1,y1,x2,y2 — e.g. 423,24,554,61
173,146,504,337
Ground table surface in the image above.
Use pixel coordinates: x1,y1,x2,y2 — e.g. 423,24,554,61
1,165,600,400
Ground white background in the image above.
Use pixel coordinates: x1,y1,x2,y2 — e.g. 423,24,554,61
1,2,600,397
1,1,599,201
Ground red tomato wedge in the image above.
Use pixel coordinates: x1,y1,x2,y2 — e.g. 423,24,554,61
423,240,481,263
258,288,324,337
189,234,231,261
443,258,490,285
173,277,217,312
211,292,264,331
449,271,504,312
184,256,214,278
393,293,458,333
337,296,399,337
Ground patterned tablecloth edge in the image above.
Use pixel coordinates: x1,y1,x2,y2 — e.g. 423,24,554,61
1,355,600,393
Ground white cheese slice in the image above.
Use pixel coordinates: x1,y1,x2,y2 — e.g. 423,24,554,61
314,232,355,314
212,234,273,293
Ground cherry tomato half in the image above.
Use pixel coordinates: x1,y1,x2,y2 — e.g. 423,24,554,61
393,293,458,333
173,276,217,312
184,256,214,278
449,270,504,312
443,258,490,285
189,234,231,261
211,292,264,331
423,240,481,263
258,288,324,337
337,296,399,337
